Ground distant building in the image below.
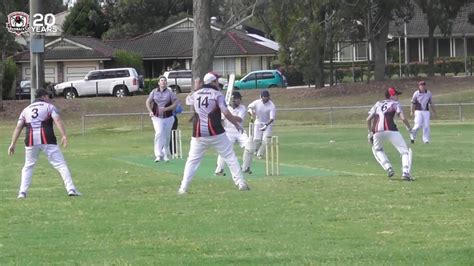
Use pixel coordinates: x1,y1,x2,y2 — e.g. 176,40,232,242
332,2,474,63
14,18,279,82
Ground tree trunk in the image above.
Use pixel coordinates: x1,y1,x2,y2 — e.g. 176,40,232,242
0,60,4,111
192,0,214,82
314,41,325,89
373,21,389,81
427,25,435,77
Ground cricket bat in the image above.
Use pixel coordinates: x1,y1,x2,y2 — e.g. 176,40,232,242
225,74,235,105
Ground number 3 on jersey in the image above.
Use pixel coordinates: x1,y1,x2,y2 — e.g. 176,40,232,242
31,108,39,118
197,96,209,109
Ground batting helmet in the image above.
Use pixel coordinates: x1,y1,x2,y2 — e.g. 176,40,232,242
232,91,242,99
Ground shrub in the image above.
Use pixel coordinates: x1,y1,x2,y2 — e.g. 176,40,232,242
143,78,158,94
285,67,305,86
2,57,17,99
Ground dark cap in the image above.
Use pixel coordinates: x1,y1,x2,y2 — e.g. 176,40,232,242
35,88,52,98
418,80,426,85
385,87,402,98
232,91,242,99
260,90,270,97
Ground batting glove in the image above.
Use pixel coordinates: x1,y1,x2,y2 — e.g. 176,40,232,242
235,124,244,133
259,124,268,131
367,132,374,145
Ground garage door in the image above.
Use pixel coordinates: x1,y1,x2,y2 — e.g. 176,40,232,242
23,64,57,83
64,62,98,81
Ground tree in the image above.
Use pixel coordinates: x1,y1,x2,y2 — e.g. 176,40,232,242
191,0,260,82
339,0,412,82
62,0,108,38
102,0,193,40
414,0,470,76
0,1,22,108
267,0,295,72
112,50,143,74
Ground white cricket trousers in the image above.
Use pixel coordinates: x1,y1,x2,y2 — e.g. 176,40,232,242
372,131,410,174
412,110,431,143
151,116,175,159
180,133,246,191
215,131,253,172
19,144,76,194
252,122,273,157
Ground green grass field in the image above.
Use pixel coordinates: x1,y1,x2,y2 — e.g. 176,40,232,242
1,122,473,265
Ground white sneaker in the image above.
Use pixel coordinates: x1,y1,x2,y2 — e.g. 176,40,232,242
164,155,170,162
214,170,226,176
17,192,26,199
177,188,187,195
402,172,414,181
238,182,250,191
154,157,161,162
68,189,82,196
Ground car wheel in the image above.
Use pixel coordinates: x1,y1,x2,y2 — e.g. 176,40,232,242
233,86,240,90
268,85,277,88
170,85,181,93
114,85,129,97
64,88,78,99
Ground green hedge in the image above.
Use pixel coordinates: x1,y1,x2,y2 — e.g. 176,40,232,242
143,78,158,94
325,57,473,81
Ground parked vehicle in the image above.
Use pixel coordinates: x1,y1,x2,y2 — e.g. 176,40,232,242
16,80,31,99
232,70,287,90
54,68,140,99
163,70,227,93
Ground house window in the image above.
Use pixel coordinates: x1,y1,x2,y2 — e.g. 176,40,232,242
438,39,450,57
423,38,430,61
408,39,419,62
225,58,236,75
355,43,368,61
212,58,225,75
468,37,474,56
339,43,353,61
454,38,464,57
249,57,261,71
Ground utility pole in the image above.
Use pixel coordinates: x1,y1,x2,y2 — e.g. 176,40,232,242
30,0,45,102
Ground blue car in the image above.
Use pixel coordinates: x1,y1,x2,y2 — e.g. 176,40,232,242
232,70,287,90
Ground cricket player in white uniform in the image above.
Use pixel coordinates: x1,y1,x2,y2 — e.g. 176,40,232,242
214,91,254,176
410,80,436,144
367,87,414,181
146,76,178,162
7,89,80,198
178,72,250,194
247,90,276,159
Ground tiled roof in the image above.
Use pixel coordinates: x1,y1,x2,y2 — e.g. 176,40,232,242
14,36,115,62
390,2,474,37
106,28,277,59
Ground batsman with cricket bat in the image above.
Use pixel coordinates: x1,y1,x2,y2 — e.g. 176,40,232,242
214,74,255,175
366,87,414,181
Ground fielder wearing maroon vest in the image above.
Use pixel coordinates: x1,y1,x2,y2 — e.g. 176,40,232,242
178,72,250,194
146,76,178,162
7,89,80,198
366,87,414,181
410,80,436,144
